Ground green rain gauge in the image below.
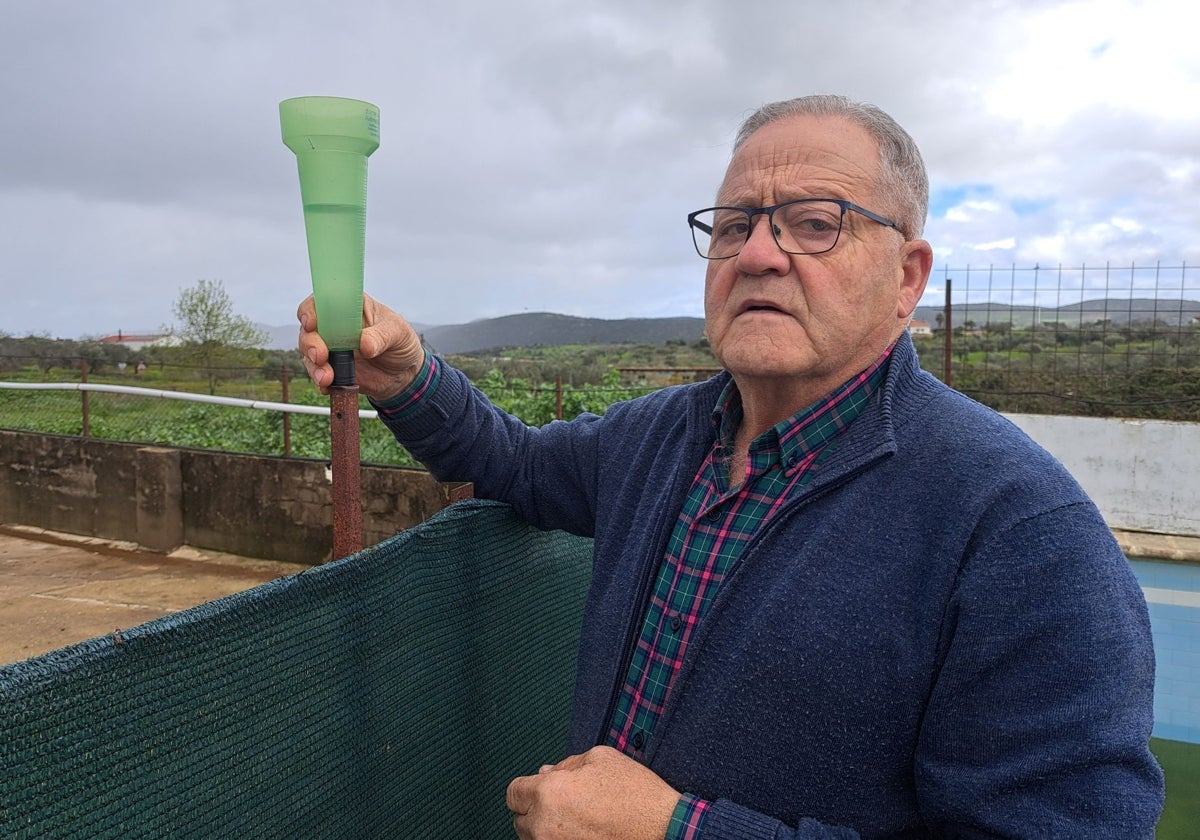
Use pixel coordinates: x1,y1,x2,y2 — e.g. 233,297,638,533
281,96,379,559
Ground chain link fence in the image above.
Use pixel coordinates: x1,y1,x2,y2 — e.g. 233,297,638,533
920,262,1200,420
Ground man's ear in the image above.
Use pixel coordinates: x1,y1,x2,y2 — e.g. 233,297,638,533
896,239,933,320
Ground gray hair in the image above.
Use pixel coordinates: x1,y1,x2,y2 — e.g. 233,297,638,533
733,95,929,240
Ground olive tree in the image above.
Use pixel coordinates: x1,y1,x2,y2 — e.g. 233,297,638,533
168,279,267,394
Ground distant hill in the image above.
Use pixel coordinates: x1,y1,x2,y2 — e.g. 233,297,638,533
914,297,1200,329
420,313,706,354
259,313,706,353
259,297,1199,353
261,324,301,350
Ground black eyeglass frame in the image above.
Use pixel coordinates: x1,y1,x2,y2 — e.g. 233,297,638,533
687,198,901,260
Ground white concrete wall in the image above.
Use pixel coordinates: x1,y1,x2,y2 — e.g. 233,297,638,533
1005,414,1200,538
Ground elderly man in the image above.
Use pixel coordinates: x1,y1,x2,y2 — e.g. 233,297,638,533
299,95,1163,839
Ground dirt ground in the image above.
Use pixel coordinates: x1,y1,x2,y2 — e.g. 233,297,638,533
0,525,308,666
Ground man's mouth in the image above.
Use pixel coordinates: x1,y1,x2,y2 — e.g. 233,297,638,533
740,303,785,315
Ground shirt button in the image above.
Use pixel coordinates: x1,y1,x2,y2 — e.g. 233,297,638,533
670,615,682,633
632,731,645,750
703,507,721,522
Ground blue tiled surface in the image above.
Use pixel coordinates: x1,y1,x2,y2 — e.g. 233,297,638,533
1130,558,1200,744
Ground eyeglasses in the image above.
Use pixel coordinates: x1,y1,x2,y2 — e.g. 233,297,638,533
687,198,900,260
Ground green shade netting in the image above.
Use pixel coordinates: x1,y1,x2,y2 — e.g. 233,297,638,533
0,500,592,839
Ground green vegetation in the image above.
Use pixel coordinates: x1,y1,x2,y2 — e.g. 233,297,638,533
0,369,421,467
447,338,717,386
0,341,679,466
470,367,649,427
913,319,1200,421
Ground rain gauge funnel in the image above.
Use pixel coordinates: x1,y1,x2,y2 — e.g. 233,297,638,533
281,96,380,559
281,96,379,380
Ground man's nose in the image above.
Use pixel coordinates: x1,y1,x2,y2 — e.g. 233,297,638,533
736,215,790,272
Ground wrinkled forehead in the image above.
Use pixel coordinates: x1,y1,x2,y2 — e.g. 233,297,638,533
716,115,882,206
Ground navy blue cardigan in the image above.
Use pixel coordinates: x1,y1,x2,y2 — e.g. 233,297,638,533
381,334,1163,838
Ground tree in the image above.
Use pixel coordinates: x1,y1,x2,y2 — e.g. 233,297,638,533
168,279,267,394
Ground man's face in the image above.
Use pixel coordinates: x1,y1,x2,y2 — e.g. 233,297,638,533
703,114,931,407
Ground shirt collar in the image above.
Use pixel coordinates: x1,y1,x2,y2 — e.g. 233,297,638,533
711,343,895,476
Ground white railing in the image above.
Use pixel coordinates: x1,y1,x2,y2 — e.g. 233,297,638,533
0,381,378,419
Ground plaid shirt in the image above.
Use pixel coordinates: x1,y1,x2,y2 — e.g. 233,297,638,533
605,349,892,839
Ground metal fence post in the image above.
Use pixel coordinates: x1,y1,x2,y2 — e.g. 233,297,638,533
943,278,953,387
80,359,90,438
280,366,292,457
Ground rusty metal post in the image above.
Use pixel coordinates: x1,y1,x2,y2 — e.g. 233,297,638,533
943,277,953,388
329,373,362,560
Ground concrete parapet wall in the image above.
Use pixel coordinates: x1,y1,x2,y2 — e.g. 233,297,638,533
1007,414,1200,538
0,430,453,564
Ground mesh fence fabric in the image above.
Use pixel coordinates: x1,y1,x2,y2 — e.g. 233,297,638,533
0,500,592,839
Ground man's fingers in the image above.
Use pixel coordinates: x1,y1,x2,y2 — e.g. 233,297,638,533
300,354,331,392
547,752,589,772
357,326,384,359
507,753,582,813
505,774,534,815
296,295,317,329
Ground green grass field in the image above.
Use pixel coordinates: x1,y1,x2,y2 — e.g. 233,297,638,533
0,379,422,465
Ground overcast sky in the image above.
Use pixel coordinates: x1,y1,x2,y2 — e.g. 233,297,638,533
2,0,1196,340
